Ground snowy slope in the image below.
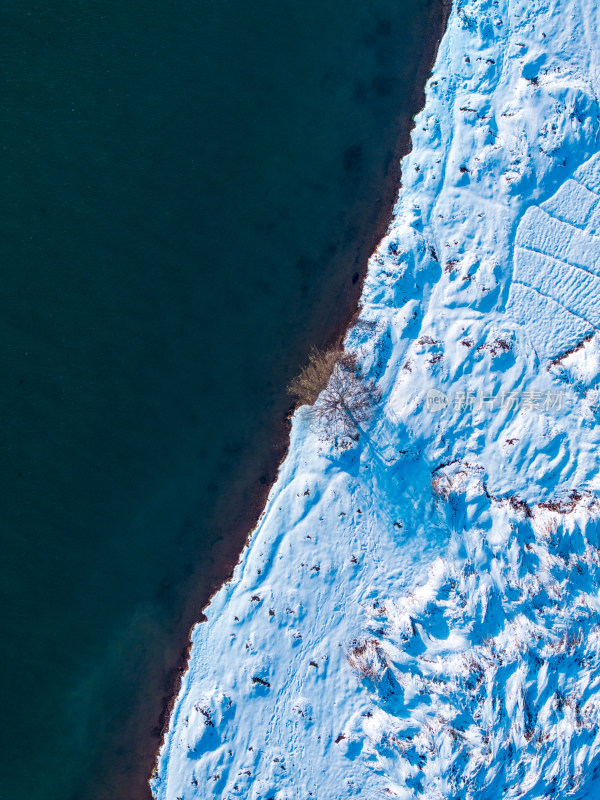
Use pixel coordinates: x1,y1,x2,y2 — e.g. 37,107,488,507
152,0,600,797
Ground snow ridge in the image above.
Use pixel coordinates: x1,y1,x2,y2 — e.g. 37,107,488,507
152,0,600,797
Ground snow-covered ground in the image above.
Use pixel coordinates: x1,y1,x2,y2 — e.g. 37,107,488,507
152,0,600,797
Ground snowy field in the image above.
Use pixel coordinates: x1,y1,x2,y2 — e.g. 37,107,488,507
152,0,600,797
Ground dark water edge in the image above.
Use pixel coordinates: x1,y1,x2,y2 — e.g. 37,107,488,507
0,2,450,799
151,0,451,795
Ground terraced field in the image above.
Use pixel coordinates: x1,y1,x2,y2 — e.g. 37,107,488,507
508,154,600,359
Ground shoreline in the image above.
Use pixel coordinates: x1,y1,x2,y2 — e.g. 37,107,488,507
149,0,600,794
146,0,452,795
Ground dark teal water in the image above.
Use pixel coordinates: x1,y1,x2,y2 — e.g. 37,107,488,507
0,2,445,798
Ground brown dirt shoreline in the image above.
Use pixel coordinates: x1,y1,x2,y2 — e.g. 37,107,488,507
130,1,452,796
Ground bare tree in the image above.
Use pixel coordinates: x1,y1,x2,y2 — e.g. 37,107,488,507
289,346,378,438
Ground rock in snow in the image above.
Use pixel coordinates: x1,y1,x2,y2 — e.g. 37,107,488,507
152,0,600,797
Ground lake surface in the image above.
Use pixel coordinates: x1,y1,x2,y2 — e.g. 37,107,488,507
0,1,446,798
